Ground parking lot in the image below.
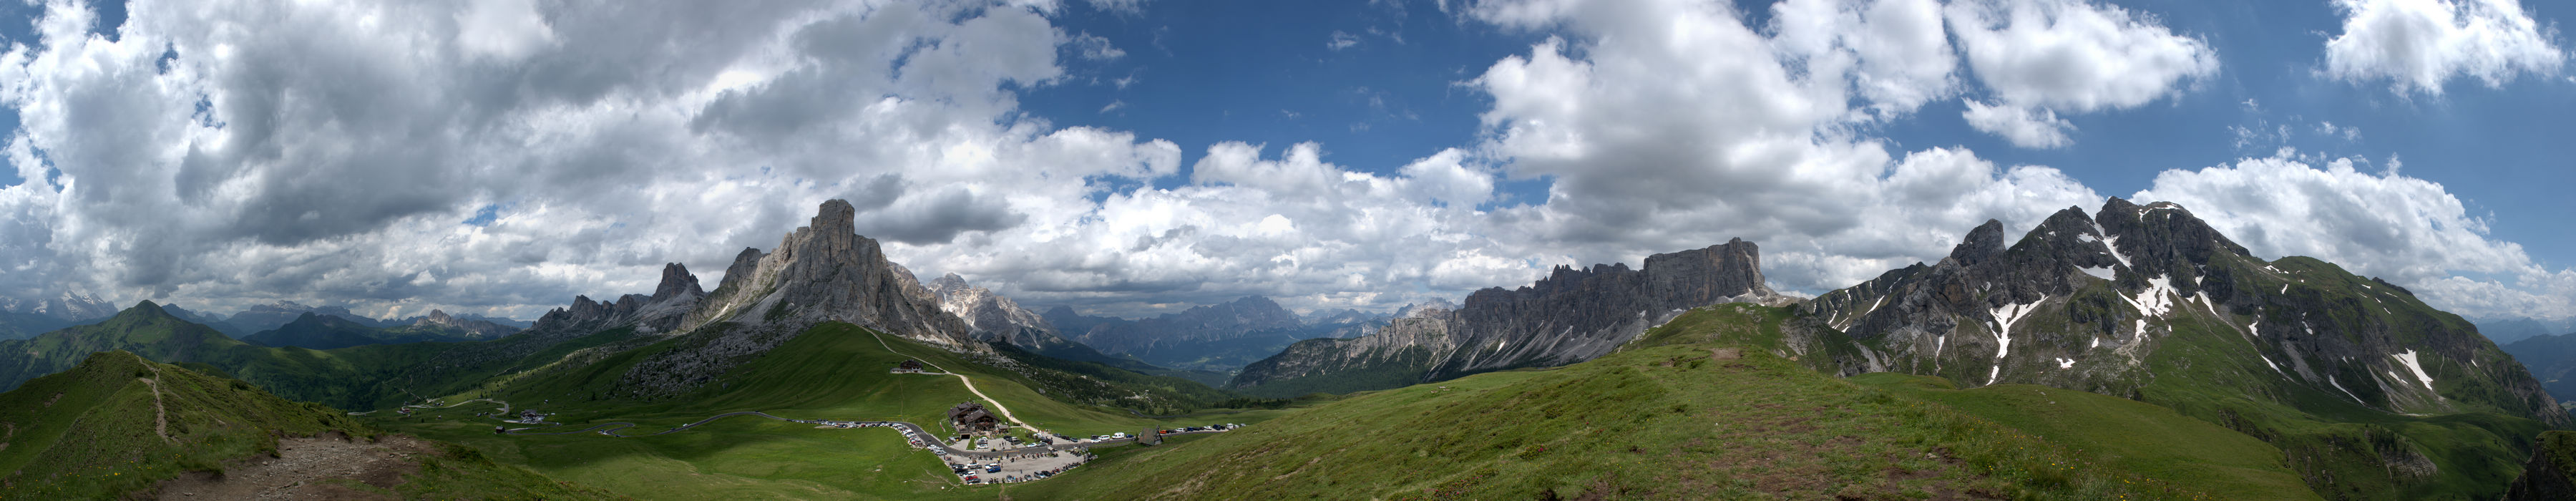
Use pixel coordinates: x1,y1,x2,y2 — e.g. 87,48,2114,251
940,447,1090,485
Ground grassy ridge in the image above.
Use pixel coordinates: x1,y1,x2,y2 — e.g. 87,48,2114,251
2140,313,2545,500
1851,373,2318,500
0,303,462,410
990,344,2212,500
0,350,610,500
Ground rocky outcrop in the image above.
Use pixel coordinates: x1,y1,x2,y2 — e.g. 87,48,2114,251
1230,239,1792,394
926,273,1082,352
2507,431,2576,501
675,200,975,350
527,262,707,336
407,310,519,339
614,200,980,398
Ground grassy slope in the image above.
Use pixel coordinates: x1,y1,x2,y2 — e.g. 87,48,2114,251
2107,254,2550,500
993,344,2210,500
2139,312,2542,501
0,350,608,500
1640,304,2321,500
1693,250,2560,499
1851,373,2318,500
376,322,1287,500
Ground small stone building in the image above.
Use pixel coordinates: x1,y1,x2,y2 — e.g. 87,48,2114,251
894,359,924,374
950,402,1000,433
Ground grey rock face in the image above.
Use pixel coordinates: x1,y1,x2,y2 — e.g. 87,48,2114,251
677,200,975,349
926,273,1079,351
1231,239,1790,391
525,262,707,336
409,309,519,339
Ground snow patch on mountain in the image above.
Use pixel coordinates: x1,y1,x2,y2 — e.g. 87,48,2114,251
1989,297,2046,383
2392,349,2435,391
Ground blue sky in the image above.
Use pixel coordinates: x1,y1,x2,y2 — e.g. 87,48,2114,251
0,0,2567,323
1021,0,2574,264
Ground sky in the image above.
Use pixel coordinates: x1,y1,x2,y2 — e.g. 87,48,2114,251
0,0,2567,324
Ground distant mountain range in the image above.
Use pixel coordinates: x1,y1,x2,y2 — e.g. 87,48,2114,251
1229,238,1788,396
1043,296,1390,373
1220,198,2567,498
0,290,115,340
2480,316,2576,345
2504,332,2576,405
189,301,528,339
238,311,508,350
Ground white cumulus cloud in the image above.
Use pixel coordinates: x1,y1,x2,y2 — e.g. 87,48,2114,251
2134,151,2572,320
2323,0,2567,94
1961,99,2075,149
1946,0,2218,147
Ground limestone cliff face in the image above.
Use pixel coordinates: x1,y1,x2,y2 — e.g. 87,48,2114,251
926,273,1080,352
529,262,707,336
678,199,977,351
1230,239,1789,393
406,309,518,339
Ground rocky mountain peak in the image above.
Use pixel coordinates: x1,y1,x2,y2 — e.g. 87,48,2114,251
675,199,975,349
929,273,972,296
2094,196,2249,280
653,263,706,303
1393,298,1458,319
924,273,1075,352
1231,238,1793,392
1945,220,2009,267
408,308,518,339
1642,238,1777,303
1795,197,2570,431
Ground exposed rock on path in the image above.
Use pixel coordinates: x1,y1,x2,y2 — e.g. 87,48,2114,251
152,433,434,500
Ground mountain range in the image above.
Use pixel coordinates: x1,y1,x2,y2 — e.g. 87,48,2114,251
0,290,114,340
2,197,2570,499
1230,238,1790,396
1044,296,1390,372
238,311,499,349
